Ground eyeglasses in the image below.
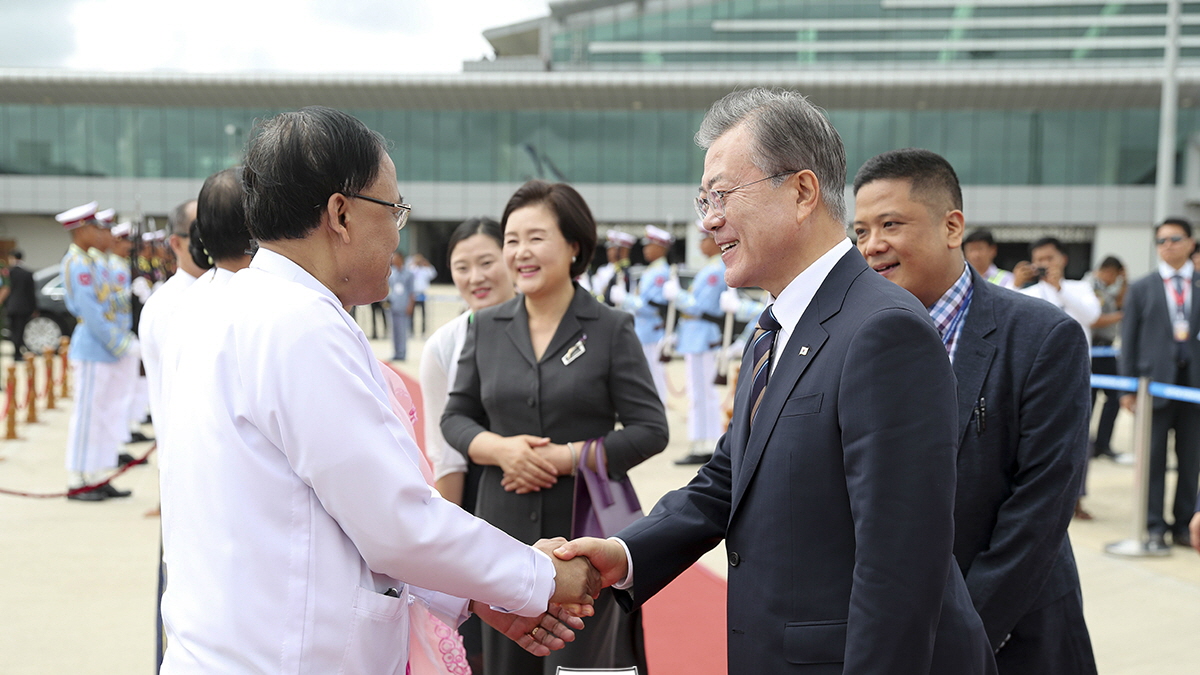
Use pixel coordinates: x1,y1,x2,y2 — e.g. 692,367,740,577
347,193,411,230
1156,235,1187,246
694,171,799,221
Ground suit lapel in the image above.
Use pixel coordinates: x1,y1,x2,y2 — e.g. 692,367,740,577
501,300,538,368
952,271,998,446
729,250,862,517
539,286,596,363
1190,272,1200,331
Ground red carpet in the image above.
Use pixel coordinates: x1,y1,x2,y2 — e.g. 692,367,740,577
642,564,727,675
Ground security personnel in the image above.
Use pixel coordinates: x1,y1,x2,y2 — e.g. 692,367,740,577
594,229,636,306
622,225,674,404
669,224,727,465
59,202,135,501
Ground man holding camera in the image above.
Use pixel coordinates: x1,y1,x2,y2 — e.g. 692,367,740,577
1020,238,1101,348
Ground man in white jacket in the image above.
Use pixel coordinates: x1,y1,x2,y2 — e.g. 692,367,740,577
159,107,597,674
1020,237,1101,347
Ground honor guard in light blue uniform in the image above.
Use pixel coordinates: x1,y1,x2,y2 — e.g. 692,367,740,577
669,223,728,464
59,202,135,501
109,221,152,447
593,229,636,306
621,225,674,404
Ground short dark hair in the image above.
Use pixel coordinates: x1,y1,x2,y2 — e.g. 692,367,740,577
1157,217,1193,239
191,167,252,266
962,229,996,247
10,250,23,260
1029,237,1066,256
446,217,503,267
853,148,963,212
1099,256,1124,271
168,199,196,237
501,181,597,279
242,106,388,242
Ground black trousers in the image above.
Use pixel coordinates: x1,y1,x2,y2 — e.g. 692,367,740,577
1148,388,1200,536
7,311,30,356
1089,355,1121,454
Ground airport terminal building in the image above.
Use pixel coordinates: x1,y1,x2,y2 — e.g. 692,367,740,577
5,0,1200,277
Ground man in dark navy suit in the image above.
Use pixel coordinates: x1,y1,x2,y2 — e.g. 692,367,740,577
557,90,996,674
853,148,1096,674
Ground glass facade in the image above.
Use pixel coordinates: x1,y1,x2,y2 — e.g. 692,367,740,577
0,103,1193,187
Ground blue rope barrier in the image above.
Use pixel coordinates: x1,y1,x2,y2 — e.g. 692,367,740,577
1091,345,1119,358
1090,373,1200,404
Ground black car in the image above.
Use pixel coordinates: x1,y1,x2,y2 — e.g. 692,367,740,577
15,265,78,353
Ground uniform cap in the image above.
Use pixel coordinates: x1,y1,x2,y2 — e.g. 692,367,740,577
55,201,99,230
95,208,117,225
111,221,132,239
643,225,674,247
606,229,637,248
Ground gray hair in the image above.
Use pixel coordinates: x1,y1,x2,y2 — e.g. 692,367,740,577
695,88,846,223
167,199,197,237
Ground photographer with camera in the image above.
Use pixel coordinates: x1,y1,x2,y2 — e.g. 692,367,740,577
1020,238,1101,347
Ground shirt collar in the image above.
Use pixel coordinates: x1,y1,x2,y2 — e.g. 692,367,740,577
1159,259,1194,280
768,238,853,333
928,263,973,336
250,247,342,306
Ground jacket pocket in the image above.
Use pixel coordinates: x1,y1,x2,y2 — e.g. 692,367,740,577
779,392,823,418
784,619,847,665
339,585,409,675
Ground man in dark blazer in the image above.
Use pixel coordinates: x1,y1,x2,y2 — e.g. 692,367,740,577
557,89,995,674
5,250,37,356
853,149,1096,674
1119,217,1200,550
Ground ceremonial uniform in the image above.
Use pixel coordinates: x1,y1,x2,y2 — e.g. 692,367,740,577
62,242,133,483
676,254,727,453
624,256,671,403
108,244,148,444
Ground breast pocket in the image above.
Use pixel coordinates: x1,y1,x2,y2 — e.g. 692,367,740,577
779,392,823,418
339,585,409,675
784,619,847,665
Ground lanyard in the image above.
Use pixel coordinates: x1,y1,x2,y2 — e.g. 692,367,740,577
1166,275,1188,318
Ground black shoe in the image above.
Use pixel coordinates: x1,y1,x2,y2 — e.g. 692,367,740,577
67,488,107,502
674,453,713,466
129,430,154,443
1172,529,1192,548
1148,532,1170,552
100,483,132,498
1093,447,1118,460
118,452,136,467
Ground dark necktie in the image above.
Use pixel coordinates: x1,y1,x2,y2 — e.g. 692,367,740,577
750,305,782,423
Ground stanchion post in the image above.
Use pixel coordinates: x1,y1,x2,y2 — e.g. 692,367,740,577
22,352,37,425
43,348,55,410
1105,376,1171,557
4,365,17,440
59,337,70,400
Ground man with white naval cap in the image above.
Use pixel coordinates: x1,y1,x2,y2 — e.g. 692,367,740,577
58,201,135,501
621,225,675,404
594,229,636,307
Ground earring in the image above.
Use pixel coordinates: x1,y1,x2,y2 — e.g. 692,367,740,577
572,256,577,263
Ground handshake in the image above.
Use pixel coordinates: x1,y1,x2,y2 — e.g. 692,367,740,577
479,536,630,657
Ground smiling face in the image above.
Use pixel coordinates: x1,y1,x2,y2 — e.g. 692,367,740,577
853,177,966,307
700,123,811,296
451,232,514,312
503,202,578,300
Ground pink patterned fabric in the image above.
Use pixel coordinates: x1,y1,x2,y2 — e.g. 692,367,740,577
378,360,472,675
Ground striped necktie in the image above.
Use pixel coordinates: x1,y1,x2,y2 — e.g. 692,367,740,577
750,305,782,423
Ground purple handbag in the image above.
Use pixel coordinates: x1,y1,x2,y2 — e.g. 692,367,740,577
570,438,644,538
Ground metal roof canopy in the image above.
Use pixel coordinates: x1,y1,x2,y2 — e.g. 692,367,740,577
2,66,1200,111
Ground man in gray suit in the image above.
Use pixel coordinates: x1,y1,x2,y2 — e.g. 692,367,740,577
557,89,996,674
1119,218,1200,550
853,148,1096,674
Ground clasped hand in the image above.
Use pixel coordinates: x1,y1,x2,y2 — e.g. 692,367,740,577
496,435,560,494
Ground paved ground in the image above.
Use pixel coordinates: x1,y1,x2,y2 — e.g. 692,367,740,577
1,287,1198,674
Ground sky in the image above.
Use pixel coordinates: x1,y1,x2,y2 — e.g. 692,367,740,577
0,0,550,74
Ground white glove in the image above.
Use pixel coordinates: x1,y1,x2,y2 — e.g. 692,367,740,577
610,283,627,306
663,277,680,302
720,288,740,314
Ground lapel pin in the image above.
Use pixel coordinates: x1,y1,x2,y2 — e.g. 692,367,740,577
561,334,588,366
799,346,809,356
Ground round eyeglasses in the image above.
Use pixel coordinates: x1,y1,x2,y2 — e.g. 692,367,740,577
694,171,799,221
347,193,412,230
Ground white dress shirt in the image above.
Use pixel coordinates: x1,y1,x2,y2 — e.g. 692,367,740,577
1020,277,1102,348
160,249,554,674
138,268,197,434
419,310,471,481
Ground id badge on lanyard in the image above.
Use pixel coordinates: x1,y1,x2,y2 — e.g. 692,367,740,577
1170,278,1191,341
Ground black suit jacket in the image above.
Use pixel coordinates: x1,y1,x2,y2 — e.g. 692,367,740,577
951,270,1091,653
442,285,669,544
6,264,35,316
1120,267,1200,401
616,250,996,674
